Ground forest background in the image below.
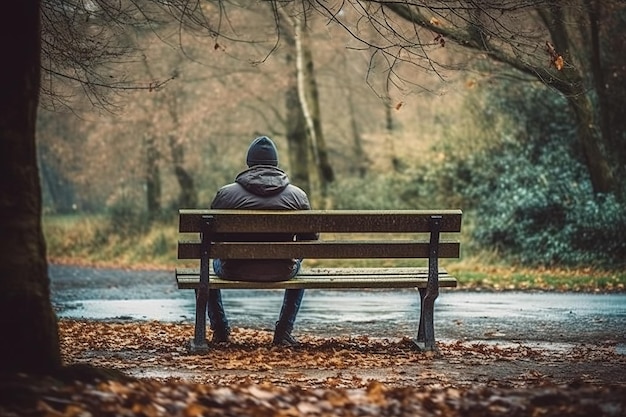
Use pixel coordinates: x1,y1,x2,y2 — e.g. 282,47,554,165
38,1,626,288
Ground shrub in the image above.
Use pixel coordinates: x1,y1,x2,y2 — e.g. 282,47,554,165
467,140,626,267
410,80,626,268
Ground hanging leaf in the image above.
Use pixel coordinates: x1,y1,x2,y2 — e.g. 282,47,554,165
554,55,564,71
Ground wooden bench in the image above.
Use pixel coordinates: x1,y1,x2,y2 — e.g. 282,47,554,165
176,209,462,353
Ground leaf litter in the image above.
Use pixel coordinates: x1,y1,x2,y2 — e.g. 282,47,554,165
0,319,624,416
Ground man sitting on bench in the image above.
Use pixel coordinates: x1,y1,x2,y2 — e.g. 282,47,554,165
208,136,317,346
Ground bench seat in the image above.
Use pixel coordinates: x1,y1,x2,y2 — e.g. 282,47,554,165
176,267,458,290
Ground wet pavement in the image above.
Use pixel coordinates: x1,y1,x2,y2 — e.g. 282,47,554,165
49,264,626,352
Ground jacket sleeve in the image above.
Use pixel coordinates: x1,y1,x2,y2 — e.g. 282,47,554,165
295,189,319,241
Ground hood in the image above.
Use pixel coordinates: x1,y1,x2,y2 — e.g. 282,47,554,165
235,165,290,196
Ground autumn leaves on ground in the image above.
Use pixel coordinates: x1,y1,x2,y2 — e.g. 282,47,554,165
2,320,623,416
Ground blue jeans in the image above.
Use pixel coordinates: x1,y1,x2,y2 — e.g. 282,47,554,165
209,259,304,332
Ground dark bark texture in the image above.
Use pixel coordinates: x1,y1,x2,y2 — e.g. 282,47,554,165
0,0,61,373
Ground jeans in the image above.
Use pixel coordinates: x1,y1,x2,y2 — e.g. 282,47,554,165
208,259,305,332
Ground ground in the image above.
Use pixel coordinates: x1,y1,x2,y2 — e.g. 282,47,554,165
58,320,626,389
2,319,623,416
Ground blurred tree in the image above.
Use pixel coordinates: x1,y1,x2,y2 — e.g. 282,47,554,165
37,112,81,213
143,134,162,219
278,9,312,195
164,88,198,209
278,4,335,207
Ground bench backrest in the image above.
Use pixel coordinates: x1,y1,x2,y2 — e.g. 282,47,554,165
178,209,462,260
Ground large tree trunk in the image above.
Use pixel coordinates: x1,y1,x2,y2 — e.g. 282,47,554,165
0,0,61,374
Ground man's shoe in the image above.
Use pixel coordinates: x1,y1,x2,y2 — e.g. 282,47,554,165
272,330,298,347
211,326,231,344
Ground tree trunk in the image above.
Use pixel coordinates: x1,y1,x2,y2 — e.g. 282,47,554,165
384,96,403,172
275,8,312,195
303,41,335,186
170,135,197,208
144,134,161,219
166,94,198,209
285,83,311,193
541,2,616,194
589,0,626,188
347,84,368,177
0,0,61,374
294,15,321,205
567,93,614,194
294,14,334,203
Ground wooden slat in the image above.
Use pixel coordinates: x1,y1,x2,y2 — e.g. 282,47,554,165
179,209,462,233
175,267,457,290
176,267,436,276
177,240,460,260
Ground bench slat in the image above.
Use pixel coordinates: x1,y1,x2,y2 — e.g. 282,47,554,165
177,240,461,259
175,267,457,290
179,209,462,233
177,267,441,276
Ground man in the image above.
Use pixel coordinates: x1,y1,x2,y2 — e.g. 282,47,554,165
208,136,317,346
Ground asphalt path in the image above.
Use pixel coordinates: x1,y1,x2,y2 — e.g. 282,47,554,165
49,264,626,353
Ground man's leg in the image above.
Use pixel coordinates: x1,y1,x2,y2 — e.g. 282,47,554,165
273,289,305,346
273,260,304,346
209,260,230,343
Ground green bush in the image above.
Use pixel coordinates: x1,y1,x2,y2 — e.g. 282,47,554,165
467,139,625,268
409,81,626,268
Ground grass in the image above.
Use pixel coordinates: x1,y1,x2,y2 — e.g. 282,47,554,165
43,214,626,292
447,263,625,293
44,213,180,270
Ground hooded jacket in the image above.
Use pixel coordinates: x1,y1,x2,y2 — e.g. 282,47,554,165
212,165,310,210
210,165,316,281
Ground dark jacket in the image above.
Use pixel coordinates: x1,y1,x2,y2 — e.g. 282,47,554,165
210,165,317,281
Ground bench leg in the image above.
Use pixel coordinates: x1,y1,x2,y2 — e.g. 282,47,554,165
413,215,442,353
416,288,427,342
413,287,438,352
189,221,212,354
189,288,209,353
